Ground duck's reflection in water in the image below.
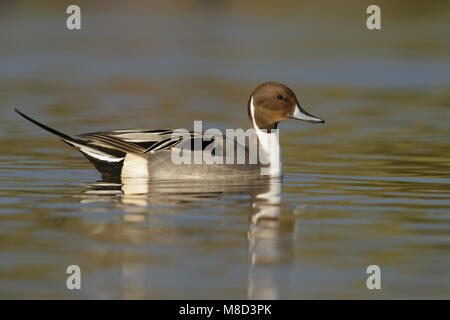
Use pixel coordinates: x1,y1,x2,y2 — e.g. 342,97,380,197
247,180,293,299
80,178,294,299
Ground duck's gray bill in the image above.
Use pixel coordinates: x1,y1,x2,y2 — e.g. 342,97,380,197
290,105,325,124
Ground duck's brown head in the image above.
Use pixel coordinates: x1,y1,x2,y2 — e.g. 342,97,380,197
248,82,324,131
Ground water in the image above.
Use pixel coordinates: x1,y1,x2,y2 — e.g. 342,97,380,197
0,1,449,299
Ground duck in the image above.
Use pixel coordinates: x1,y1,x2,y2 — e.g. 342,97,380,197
15,82,324,181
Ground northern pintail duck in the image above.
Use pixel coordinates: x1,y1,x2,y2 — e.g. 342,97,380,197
16,82,324,181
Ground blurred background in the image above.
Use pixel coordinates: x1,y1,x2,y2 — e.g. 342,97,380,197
0,0,449,299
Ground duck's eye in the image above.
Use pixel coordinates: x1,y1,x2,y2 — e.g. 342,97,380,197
277,95,283,100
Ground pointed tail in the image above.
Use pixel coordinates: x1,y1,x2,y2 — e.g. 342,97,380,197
15,108,82,144
15,108,125,178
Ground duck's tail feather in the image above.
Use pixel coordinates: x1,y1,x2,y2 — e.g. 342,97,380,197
15,108,125,178
15,108,80,143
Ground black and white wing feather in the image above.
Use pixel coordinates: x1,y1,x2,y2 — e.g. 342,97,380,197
15,108,216,179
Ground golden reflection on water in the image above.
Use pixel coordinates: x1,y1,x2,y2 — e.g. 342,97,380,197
80,178,290,299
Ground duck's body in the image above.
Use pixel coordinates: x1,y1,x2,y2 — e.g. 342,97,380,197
81,128,264,180
16,82,324,181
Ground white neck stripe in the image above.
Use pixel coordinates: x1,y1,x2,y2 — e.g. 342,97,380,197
249,97,283,177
